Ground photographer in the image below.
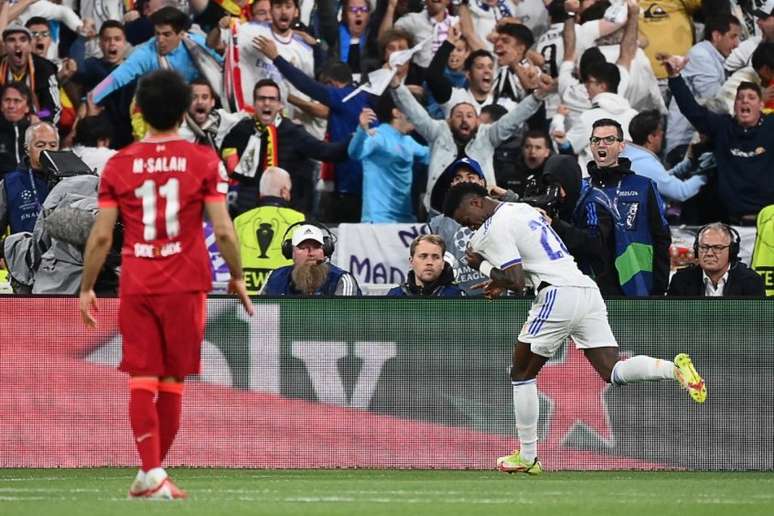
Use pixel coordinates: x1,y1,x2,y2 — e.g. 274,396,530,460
531,154,617,294
3,147,115,294
0,122,59,241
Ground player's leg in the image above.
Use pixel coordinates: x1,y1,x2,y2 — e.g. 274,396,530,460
508,341,549,464
574,288,706,403
157,377,184,462
127,375,161,497
119,294,166,498
498,287,567,475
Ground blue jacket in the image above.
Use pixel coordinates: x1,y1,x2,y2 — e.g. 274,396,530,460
386,265,465,297
585,159,671,296
263,263,361,295
91,33,222,103
2,169,49,234
273,55,371,196
621,143,707,202
348,124,429,222
669,75,774,218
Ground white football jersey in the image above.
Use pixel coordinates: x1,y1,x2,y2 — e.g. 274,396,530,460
234,22,325,137
469,202,597,289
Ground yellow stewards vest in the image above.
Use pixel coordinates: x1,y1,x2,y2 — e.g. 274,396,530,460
234,204,305,294
751,205,774,297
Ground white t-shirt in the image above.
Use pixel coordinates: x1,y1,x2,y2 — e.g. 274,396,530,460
468,0,550,50
234,22,325,137
395,10,458,68
469,202,597,289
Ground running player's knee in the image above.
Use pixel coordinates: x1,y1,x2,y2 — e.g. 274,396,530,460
510,364,534,382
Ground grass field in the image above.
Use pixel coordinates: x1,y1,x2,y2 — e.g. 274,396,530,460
1,469,773,516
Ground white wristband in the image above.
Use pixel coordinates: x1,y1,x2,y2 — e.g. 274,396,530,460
479,260,494,278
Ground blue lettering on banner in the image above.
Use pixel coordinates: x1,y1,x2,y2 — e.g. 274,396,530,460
350,256,406,284
398,224,430,248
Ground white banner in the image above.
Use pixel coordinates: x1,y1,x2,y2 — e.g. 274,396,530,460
333,223,430,285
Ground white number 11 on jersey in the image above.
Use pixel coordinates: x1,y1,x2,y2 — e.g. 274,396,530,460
134,178,180,241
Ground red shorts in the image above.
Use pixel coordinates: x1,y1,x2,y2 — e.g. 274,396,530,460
118,291,207,378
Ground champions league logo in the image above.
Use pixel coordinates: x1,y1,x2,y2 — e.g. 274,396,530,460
20,189,34,203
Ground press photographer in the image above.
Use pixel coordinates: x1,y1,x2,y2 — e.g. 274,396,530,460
3,144,118,294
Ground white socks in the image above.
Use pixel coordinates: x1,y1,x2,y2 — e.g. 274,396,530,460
611,355,676,385
512,380,539,462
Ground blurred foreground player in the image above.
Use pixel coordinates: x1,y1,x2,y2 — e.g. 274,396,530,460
79,70,254,499
442,183,706,475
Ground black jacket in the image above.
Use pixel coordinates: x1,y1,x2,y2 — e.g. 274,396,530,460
0,116,29,178
222,117,350,216
667,262,766,297
541,155,618,293
1,54,60,123
387,263,465,297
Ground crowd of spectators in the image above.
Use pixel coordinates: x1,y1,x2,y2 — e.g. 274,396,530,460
0,0,771,297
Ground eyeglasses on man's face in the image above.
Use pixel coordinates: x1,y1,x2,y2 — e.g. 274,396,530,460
590,135,622,145
31,31,50,39
698,244,730,254
348,6,369,14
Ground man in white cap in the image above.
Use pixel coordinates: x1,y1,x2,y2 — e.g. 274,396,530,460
260,223,361,295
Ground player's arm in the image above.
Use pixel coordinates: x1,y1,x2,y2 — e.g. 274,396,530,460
205,199,255,315
468,248,526,291
79,206,118,328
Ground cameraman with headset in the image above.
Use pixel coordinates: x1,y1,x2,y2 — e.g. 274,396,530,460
668,223,765,297
259,223,361,296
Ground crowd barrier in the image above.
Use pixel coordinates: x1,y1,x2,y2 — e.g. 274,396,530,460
0,296,771,470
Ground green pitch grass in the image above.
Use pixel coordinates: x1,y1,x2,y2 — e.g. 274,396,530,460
1,469,772,516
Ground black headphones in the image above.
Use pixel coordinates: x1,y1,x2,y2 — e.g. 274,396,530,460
281,221,336,259
693,223,740,262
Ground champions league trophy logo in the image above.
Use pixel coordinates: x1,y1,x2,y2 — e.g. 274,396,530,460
257,222,275,259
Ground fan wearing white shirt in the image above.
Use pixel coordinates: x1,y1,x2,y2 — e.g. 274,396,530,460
235,0,323,137
379,0,458,69
441,181,707,475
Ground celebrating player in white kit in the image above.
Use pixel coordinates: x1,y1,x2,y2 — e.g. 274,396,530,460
442,182,706,475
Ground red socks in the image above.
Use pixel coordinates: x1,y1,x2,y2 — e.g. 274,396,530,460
157,382,184,462
128,378,161,472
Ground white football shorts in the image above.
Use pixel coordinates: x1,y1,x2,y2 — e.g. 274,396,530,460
517,285,618,358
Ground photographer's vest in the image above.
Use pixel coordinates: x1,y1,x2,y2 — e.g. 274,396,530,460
233,205,304,294
3,169,49,233
577,174,661,296
263,264,348,296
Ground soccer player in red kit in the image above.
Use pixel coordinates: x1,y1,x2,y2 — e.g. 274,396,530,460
79,69,254,500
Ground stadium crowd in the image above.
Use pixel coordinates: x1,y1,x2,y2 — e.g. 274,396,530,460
0,0,772,296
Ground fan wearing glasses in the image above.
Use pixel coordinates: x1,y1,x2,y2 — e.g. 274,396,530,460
668,223,765,297
579,117,672,296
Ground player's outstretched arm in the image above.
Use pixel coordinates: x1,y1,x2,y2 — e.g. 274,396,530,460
79,207,119,328
205,200,255,316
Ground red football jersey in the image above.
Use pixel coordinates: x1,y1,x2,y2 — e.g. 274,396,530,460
98,136,228,295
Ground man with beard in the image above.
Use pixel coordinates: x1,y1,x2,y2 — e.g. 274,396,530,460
387,234,464,297
71,20,134,148
389,63,546,211
260,222,361,295
179,79,249,149
221,79,349,217
0,23,60,124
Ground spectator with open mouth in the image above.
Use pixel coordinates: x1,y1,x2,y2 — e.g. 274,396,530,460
0,23,60,124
